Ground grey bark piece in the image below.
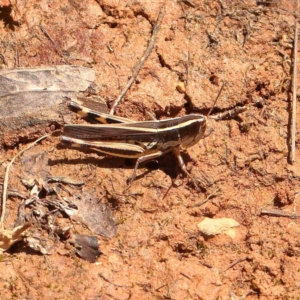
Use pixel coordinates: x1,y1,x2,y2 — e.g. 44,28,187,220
0,65,98,147
74,234,101,263
75,194,117,239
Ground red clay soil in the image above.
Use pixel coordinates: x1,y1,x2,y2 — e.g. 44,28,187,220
0,0,300,299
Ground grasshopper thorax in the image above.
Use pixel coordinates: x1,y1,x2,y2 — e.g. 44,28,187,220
179,114,207,149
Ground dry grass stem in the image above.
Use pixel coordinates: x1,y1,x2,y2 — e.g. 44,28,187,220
291,4,298,163
110,5,165,115
0,134,49,229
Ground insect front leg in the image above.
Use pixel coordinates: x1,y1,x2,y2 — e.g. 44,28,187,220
172,147,200,190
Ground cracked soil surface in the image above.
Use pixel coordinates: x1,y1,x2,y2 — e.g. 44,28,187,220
0,0,300,299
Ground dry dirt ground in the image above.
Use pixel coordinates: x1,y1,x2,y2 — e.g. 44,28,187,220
1,0,300,299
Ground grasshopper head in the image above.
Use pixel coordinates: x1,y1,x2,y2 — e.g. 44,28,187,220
180,114,207,149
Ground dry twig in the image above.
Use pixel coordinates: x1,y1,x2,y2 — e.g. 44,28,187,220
46,176,84,186
260,208,300,219
208,82,226,116
191,187,221,207
110,5,165,115
223,257,248,273
291,7,298,163
209,105,250,120
0,134,49,229
186,51,190,85
98,273,132,288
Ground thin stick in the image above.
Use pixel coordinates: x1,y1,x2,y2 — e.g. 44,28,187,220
0,134,49,229
191,187,221,207
40,25,56,47
110,5,165,115
260,208,300,219
291,7,298,163
209,105,249,120
208,82,226,116
98,273,132,288
223,257,248,273
186,51,190,86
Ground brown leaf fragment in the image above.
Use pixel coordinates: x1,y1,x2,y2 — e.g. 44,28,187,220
24,236,50,255
22,150,49,180
75,195,117,238
73,234,101,263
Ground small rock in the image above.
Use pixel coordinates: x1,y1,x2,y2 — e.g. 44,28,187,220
197,217,240,238
176,82,186,93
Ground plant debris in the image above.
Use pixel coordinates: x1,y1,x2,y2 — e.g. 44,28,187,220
72,234,101,263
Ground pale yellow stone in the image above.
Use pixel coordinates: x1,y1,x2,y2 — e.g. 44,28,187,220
176,82,186,93
197,217,240,237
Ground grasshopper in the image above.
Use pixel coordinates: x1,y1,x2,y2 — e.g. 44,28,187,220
61,98,207,191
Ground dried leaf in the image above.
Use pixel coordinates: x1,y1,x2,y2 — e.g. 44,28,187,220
73,234,101,263
25,236,50,255
76,195,117,238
